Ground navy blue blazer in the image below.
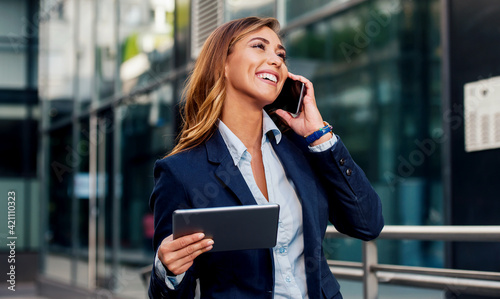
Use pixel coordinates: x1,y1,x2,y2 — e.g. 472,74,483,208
149,129,384,298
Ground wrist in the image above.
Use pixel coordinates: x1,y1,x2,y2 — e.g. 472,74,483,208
310,132,333,147
304,121,333,145
304,121,325,136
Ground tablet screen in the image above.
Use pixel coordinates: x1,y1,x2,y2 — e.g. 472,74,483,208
173,204,280,252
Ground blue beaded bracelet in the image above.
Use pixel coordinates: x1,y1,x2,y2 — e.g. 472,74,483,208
304,121,333,144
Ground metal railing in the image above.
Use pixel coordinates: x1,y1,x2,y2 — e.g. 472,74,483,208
325,225,500,298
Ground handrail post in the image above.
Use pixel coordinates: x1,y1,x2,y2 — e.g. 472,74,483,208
363,241,378,299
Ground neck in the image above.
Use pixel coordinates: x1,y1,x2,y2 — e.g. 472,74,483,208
221,97,263,151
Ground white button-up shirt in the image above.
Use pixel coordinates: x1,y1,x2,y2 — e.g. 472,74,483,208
218,113,306,298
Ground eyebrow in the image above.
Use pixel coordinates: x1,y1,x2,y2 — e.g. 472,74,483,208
249,37,286,52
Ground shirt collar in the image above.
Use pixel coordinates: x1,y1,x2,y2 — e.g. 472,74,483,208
262,110,282,145
218,110,282,166
218,120,247,166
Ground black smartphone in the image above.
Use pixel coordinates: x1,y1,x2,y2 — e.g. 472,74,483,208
272,78,306,117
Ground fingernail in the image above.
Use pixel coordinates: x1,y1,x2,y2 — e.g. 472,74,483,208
207,240,214,245
198,233,205,239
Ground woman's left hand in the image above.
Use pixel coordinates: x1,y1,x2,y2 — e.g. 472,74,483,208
275,72,332,146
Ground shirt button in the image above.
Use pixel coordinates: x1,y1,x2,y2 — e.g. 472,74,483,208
339,158,345,166
346,168,353,176
285,276,291,283
279,247,285,254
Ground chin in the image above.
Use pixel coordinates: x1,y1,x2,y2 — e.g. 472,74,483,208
262,98,278,109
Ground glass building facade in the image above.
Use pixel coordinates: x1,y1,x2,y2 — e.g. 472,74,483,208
37,0,443,296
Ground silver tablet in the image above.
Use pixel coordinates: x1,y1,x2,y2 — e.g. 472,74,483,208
173,204,280,252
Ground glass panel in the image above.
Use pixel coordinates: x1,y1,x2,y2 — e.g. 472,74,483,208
39,0,74,124
0,116,37,177
114,85,175,297
75,119,90,288
286,0,345,23
225,0,276,20
0,0,27,89
45,120,91,288
0,103,39,253
0,52,27,89
0,0,26,36
174,0,190,67
45,125,73,284
96,0,117,101
150,83,176,154
77,0,95,111
120,103,157,255
119,0,175,95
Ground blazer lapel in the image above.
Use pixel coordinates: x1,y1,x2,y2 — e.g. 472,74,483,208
205,131,258,206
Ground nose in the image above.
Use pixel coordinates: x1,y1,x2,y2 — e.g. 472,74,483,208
267,53,282,67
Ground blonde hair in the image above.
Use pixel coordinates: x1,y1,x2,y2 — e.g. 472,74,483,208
168,17,281,157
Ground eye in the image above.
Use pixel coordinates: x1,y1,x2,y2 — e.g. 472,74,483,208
277,52,287,61
251,42,265,50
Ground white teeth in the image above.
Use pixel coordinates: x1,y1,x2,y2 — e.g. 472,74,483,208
257,73,277,83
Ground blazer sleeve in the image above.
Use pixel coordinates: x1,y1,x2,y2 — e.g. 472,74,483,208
307,136,384,241
148,158,197,298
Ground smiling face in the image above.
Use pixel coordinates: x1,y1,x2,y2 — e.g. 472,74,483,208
224,26,288,110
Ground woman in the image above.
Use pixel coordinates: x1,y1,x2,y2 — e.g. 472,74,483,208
149,16,383,298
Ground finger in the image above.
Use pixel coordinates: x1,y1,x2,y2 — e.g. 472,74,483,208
165,242,214,275
275,109,294,125
302,81,315,104
287,72,304,82
178,241,213,264
162,238,213,265
160,238,213,269
287,73,315,103
166,232,205,252
163,234,173,243
157,234,174,259
179,238,214,259
287,73,311,86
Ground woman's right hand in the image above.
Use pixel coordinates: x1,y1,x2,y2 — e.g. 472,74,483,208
158,233,214,275
275,72,331,146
